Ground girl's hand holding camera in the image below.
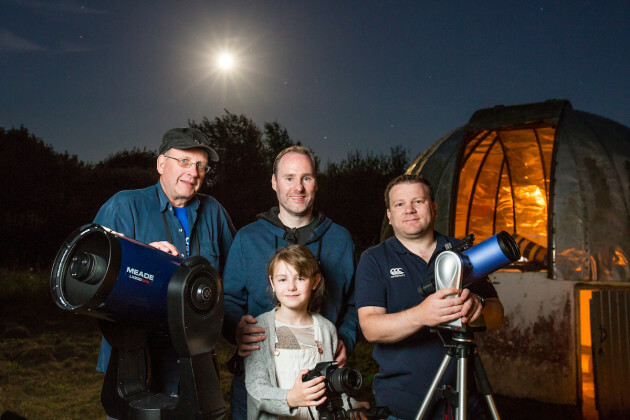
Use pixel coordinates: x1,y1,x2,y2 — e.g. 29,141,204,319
286,369,327,408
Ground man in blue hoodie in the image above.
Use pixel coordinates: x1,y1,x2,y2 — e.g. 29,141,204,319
222,146,359,419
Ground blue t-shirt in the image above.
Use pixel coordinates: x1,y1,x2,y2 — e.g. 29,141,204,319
355,233,497,420
173,206,190,257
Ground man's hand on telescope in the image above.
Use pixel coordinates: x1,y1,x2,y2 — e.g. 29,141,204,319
359,287,466,343
458,289,484,324
235,315,266,357
149,241,181,257
418,287,466,327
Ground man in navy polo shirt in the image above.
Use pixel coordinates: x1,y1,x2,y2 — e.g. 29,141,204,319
356,174,504,420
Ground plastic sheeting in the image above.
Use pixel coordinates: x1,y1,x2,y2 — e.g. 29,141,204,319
403,100,630,281
453,126,554,247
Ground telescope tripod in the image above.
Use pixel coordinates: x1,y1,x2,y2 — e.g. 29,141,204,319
415,328,500,420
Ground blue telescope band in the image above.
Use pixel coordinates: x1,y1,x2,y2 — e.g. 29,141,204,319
51,224,193,329
51,223,223,340
462,231,521,281
103,234,181,327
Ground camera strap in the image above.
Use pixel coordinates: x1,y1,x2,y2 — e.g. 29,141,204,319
157,189,200,257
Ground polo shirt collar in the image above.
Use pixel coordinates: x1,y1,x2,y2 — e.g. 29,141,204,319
155,182,200,212
389,236,412,255
389,232,450,260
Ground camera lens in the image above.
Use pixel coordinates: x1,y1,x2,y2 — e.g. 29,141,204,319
329,367,362,394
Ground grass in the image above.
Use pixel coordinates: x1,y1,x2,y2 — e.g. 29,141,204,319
1,269,580,419
0,269,378,419
0,269,104,419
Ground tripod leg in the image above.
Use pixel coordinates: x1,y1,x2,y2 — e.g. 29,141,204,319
472,351,501,420
456,347,468,420
415,350,454,420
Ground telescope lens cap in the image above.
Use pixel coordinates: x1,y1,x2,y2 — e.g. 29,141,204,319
196,284,212,304
187,272,219,314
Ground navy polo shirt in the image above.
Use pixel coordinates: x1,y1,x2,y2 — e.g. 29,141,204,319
356,233,497,419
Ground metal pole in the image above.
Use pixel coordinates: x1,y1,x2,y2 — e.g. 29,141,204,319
415,351,453,420
456,347,468,420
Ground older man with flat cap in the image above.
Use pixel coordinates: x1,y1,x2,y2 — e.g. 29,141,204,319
93,128,235,412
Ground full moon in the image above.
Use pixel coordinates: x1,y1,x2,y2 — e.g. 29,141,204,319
217,52,235,70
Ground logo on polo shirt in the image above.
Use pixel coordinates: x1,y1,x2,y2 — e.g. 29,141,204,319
390,267,405,278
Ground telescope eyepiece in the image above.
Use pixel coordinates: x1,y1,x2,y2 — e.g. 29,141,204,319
495,231,521,262
69,251,106,285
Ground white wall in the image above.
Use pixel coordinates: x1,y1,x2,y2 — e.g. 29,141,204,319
476,271,577,404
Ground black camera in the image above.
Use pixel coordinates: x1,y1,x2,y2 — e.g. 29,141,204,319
302,361,362,397
302,361,362,419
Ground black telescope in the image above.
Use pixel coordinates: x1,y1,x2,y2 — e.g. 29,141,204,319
50,224,226,420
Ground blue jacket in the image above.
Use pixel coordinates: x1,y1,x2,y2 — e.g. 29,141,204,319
222,209,359,353
94,181,235,375
93,181,234,269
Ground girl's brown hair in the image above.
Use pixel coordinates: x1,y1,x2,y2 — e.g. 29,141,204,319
267,244,325,312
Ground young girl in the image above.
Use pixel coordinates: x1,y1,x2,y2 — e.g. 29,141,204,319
244,244,349,419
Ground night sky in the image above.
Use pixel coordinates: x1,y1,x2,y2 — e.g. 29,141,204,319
1,0,629,165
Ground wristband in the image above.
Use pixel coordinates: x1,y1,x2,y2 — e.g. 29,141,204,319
475,294,486,309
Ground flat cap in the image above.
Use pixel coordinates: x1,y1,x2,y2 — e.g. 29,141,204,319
159,128,219,162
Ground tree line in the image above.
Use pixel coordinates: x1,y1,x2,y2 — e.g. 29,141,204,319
0,111,410,269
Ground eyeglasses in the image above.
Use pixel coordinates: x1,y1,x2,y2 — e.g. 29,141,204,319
163,155,211,174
